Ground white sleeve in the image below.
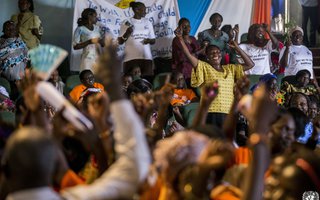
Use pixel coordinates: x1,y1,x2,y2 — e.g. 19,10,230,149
62,100,151,200
72,27,81,47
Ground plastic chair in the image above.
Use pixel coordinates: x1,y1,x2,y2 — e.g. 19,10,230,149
0,77,11,96
64,75,81,96
248,75,261,92
152,72,171,90
240,33,248,43
181,102,199,127
0,111,15,126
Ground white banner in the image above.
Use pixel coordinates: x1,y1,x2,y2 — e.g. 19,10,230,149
71,0,179,72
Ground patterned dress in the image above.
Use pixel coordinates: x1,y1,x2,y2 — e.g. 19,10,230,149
0,37,28,81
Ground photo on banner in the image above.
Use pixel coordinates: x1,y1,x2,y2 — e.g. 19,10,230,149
70,0,179,72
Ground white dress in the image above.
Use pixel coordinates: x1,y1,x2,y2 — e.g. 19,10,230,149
120,18,155,62
279,45,313,78
239,40,274,75
73,25,103,71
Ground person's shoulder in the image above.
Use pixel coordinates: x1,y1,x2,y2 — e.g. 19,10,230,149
11,14,18,21
95,82,104,89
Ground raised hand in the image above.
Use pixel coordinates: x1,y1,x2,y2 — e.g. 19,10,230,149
234,75,250,101
19,69,40,112
174,27,182,38
201,80,219,106
94,37,124,101
233,24,239,34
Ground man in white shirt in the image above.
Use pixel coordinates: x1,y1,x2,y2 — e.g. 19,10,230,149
298,0,318,47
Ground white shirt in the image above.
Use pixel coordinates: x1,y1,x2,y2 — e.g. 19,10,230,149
239,40,274,75
6,187,63,200
299,0,318,6
279,45,313,78
120,18,155,62
62,100,151,200
73,25,103,71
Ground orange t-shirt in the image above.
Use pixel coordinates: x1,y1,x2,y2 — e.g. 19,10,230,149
69,83,104,103
170,88,197,106
233,147,252,165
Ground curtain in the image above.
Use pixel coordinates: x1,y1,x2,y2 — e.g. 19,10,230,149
177,0,211,36
252,0,272,25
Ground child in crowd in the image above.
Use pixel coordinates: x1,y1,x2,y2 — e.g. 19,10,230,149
69,69,104,104
48,69,65,94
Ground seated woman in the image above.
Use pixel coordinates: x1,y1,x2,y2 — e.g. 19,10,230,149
175,27,255,128
170,72,198,106
239,23,279,75
279,26,314,78
69,70,104,104
0,20,28,82
281,69,320,100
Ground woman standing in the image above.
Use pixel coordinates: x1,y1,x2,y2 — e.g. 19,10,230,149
73,8,104,72
172,18,205,85
197,13,229,63
118,2,156,76
11,0,42,50
175,29,254,128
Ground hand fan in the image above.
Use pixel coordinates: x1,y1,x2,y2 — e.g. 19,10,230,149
28,44,68,80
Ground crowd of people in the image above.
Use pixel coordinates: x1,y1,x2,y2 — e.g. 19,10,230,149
0,0,320,199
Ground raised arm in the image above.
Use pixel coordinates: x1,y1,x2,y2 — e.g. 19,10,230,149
279,40,291,68
174,28,199,68
229,40,255,71
262,23,279,49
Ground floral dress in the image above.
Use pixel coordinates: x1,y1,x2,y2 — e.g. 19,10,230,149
0,37,28,81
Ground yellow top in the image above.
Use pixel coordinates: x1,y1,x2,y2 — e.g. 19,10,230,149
11,11,42,49
191,60,244,114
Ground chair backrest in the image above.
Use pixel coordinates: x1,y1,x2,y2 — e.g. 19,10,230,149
0,111,15,126
0,77,11,96
64,75,81,96
240,33,248,43
152,72,171,90
248,75,261,92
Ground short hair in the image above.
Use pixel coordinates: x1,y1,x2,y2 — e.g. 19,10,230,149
79,69,93,81
2,127,56,182
126,79,152,98
209,13,223,23
2,20,15,33
178,18,190,26
296,69,311,80
130,1,145,10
